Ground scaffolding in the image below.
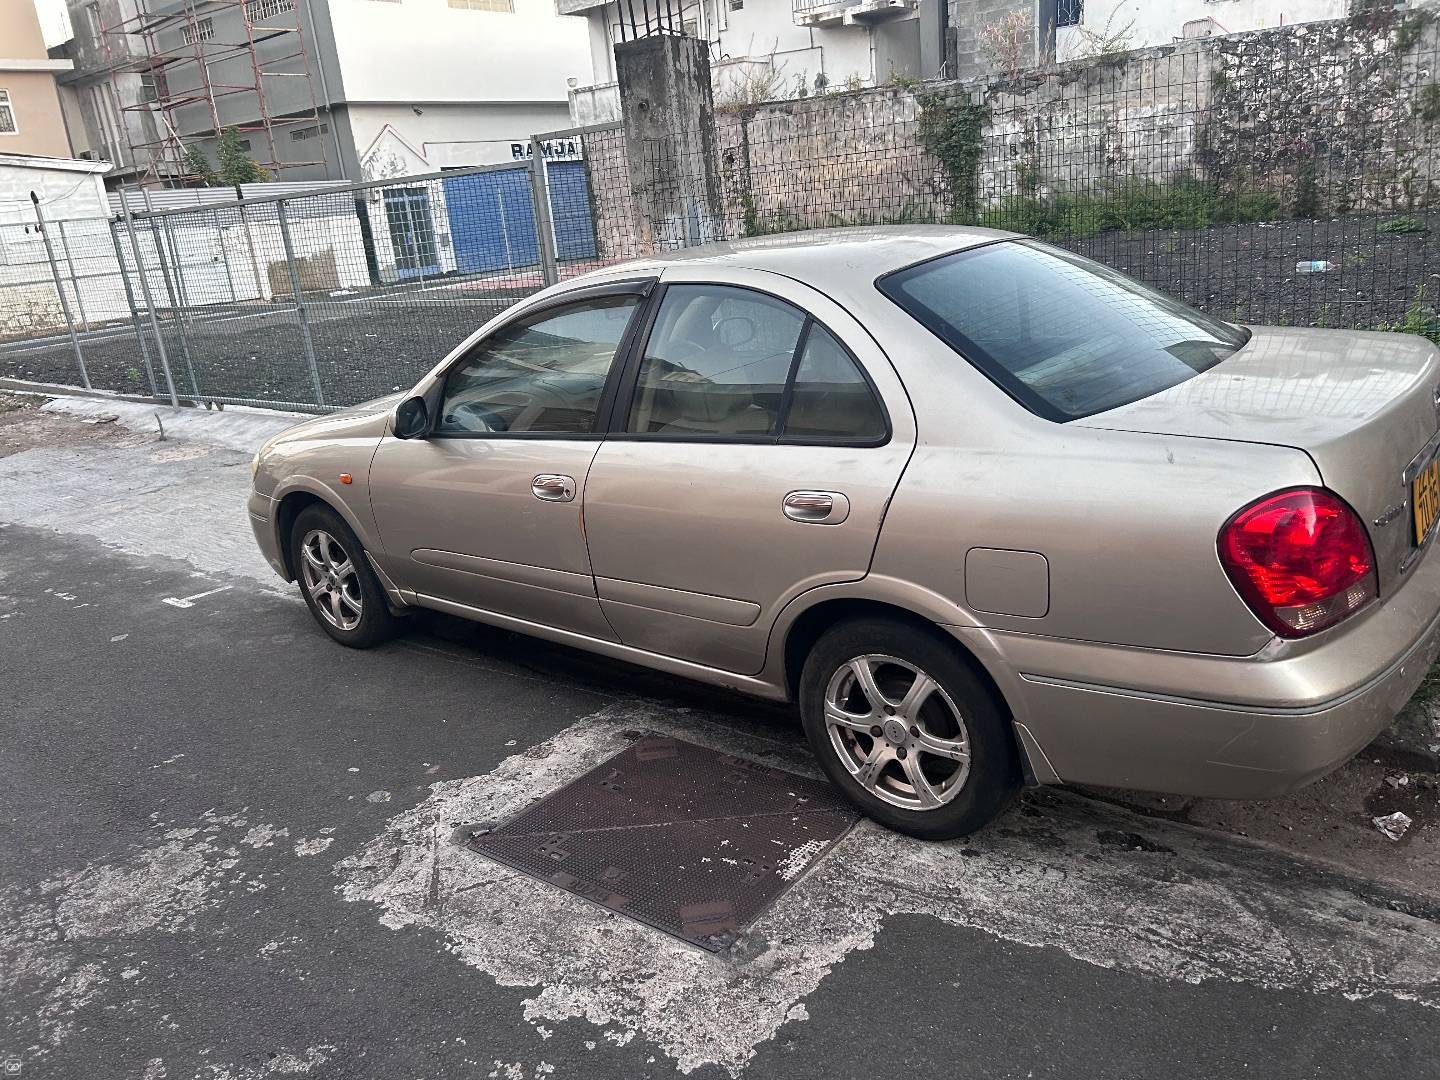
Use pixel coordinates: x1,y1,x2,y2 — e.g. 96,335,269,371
101,0,325,186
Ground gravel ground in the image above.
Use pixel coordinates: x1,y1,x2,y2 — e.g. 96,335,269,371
1065,211,1440,328
0,290,531,409
2,213,1438,409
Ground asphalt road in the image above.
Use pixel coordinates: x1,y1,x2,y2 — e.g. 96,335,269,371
4,403,1440,1079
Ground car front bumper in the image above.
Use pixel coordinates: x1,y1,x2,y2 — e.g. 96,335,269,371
955,543,1440,799
248,489,287,580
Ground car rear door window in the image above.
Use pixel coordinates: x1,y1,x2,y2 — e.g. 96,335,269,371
781,324,888,440
626,285,805,437
436,295,640,435
878,239,1249,421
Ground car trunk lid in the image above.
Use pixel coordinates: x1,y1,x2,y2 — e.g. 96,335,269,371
1077,326,1440,596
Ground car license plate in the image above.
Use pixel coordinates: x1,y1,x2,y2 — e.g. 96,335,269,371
1414,457,1440,545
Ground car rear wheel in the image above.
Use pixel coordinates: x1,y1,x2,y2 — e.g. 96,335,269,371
799,618,1020,840
289,504,399,649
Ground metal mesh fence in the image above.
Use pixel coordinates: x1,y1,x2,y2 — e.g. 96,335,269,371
4,12,1440,413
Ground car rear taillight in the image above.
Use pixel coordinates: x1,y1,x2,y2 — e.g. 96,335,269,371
1218,487,1377,638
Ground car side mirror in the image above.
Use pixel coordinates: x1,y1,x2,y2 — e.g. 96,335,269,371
394,396,430,440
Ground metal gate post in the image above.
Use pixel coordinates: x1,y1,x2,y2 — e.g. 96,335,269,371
528,138,559,286
118,188,180,407
276,199,326,407
107,218,160,398
29,192,90,389
496,191,513,274
138,193,200,397
56,220,91,332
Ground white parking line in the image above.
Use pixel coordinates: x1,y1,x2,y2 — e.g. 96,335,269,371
161,584,233,609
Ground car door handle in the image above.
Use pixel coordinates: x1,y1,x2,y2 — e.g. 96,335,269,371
783,490,850,525
532,474,576,502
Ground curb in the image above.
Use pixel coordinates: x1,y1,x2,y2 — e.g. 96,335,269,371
32,394,307,455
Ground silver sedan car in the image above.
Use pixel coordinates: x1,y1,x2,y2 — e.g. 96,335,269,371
248,227,1440,839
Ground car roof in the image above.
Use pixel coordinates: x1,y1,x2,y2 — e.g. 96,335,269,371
582,225,1018,293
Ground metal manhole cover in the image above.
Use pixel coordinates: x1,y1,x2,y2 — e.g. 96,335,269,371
457,736,859,951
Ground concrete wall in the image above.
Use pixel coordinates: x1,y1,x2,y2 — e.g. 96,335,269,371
327,0,590,105
348,101,574,177
0,156,111,340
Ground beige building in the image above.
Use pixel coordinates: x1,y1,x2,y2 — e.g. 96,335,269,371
1,0,75,157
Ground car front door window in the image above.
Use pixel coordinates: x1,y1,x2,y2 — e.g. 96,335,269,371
437,295,641,436
626,285,805,437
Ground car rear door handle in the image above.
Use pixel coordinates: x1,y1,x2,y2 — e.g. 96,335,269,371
532,474,576,502
783,490,850,525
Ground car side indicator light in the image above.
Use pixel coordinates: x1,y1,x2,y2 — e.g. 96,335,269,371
339,473,353,485
1218,486,1377,638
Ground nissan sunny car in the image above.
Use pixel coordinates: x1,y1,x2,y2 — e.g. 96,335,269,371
248,227,1440,838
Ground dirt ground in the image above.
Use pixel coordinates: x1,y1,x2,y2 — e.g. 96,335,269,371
0,392,151,458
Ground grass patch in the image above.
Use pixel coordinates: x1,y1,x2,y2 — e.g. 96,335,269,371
1376,287,1440,348
1379,214,1427,234
978,177,1280,238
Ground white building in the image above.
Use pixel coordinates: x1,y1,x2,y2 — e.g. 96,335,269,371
560,0,945,123
59,0,592,185
0,152,113,340
1051,0,1349,62
315,0,593,180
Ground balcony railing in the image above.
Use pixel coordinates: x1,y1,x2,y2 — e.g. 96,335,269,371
792,0,916,28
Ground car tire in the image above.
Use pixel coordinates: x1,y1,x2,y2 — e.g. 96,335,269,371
289,503,400,649
798,617,1020,840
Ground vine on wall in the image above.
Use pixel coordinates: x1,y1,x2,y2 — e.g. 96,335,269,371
916,93,990,223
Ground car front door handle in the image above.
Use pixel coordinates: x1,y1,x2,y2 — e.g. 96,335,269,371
783,490,850,525
532,474,576,503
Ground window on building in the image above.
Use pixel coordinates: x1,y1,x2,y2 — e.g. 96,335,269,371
139,72,159,103
244,0,295,20
728,0,743,9
0,90,16,135
447,0,515,11
289,123,330,141
1055,0,1081,27
84,2,102,43
182,17,215,44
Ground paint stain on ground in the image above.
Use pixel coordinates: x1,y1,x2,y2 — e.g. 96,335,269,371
336,702,1440,1076
0,809,285,1056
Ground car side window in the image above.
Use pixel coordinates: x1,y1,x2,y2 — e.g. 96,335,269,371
436,295,640,436
626,285,805,437
781,324,888,440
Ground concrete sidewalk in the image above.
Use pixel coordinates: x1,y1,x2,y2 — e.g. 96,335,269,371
35,393,307,454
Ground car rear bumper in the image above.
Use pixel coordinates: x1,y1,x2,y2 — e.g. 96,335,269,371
248,489,286,579
953,543,1440,799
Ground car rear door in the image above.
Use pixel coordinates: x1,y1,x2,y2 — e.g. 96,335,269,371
581,267,917,674
367,280,652,640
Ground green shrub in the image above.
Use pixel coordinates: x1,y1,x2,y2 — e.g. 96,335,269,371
1378,214,1426,234
1376,287,1440,347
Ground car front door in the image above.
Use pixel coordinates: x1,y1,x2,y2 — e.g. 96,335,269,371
582,268,917,674
368,281,650,640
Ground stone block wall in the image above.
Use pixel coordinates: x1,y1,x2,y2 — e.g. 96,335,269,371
699,6,1440,233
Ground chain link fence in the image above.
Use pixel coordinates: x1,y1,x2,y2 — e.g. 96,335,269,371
4,10,1440,412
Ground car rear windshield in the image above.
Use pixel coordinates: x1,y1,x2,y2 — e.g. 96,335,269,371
877,239,1250,422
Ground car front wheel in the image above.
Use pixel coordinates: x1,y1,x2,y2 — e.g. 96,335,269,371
289,504,399,649
799,618,1020,840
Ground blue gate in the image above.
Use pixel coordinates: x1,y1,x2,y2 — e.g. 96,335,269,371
442,167,539,274
548,160,598,263
443,160,598,274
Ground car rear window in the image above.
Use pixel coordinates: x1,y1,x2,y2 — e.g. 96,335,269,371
877,239,1250,422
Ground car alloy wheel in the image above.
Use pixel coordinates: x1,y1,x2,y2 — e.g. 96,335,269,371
822,654,972,811
299,528,364,631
